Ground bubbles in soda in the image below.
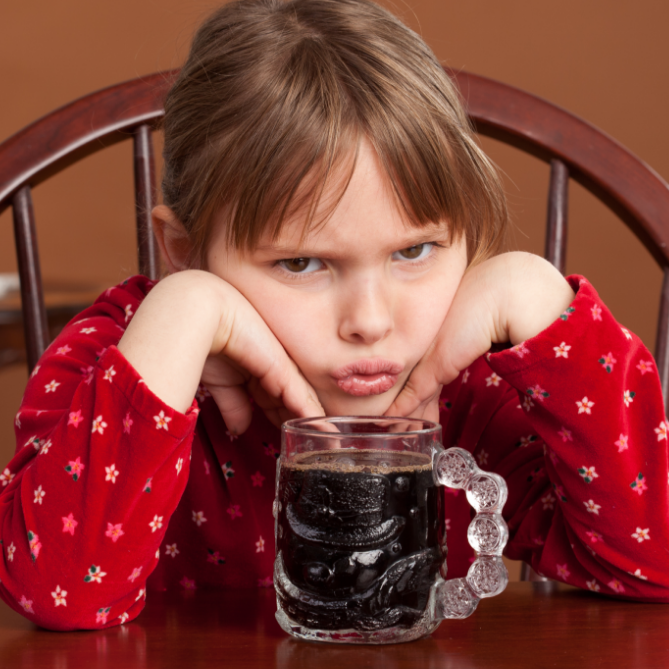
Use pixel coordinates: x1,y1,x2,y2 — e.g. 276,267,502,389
275,449,444,631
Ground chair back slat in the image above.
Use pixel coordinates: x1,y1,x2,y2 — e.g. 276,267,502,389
0,72,173,217
133,124,160,280
12,186,49,372
544,159,569,275
452,70,669,268
655,268,669,413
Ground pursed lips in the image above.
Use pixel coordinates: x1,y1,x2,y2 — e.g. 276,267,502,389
331,359,404,397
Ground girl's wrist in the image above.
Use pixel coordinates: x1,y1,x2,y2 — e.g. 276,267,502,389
118,270,232,412
503,253,575,345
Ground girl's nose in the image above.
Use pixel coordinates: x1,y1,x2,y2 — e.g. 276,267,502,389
338,277,393,345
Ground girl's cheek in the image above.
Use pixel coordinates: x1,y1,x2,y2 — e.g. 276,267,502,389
400,299,448,346
267,316,328,371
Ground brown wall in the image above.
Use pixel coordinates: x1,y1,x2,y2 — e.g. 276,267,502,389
1,0,668,579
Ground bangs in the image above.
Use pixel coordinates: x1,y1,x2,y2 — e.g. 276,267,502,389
161,0,508,268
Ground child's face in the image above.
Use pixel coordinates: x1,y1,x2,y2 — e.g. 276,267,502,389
206,140,468,417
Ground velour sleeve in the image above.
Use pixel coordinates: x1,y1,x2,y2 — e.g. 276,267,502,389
481,275,669,601
0,310,199,630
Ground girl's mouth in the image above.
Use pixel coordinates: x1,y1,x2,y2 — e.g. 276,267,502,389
331,359,404,397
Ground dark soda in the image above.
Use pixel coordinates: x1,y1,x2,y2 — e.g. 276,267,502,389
275,449,444,631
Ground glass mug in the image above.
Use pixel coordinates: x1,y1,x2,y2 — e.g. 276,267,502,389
273,417,509,645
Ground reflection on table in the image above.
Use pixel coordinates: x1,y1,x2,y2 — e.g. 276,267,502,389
0,582,666,668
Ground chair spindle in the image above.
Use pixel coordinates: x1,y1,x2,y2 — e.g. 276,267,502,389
544,159,569,275
521,159,570,584
654,267,669,416
12,186,49,373
133,124,160,281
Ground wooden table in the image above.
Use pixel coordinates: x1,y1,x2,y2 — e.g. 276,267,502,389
0,582,667,668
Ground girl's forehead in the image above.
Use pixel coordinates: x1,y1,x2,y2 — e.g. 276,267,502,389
253,140,451,255
210,137,454,266
251,211,451,260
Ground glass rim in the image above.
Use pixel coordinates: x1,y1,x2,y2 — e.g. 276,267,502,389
281,415,441,439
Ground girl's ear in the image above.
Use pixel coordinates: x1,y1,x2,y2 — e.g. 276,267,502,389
151,205,194,273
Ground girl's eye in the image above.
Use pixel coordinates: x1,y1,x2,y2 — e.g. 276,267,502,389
393,243,432,261
278,257,323,274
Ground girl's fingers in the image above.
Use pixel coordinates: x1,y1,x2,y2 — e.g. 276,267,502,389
386,267,499,419
220,298,325,420
208,384,254,436
253,358,325,421
246,379,290,429
206,321,324,430
386,355,444,418
245,375,323,429
281,371,325,419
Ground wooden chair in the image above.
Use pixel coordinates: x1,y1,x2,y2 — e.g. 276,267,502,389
1,72,668,582
0,73,169,372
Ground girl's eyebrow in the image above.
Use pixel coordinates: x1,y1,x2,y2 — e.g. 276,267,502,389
256,228,451,258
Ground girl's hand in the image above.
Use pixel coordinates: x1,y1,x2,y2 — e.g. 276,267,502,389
118,270,324,434
385,252,575,421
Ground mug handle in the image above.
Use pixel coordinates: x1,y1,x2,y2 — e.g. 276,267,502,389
431,446,509,619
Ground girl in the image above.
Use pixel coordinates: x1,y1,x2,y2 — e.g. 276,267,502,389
2,0,668,631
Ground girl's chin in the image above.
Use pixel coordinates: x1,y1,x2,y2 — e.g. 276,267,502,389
318,392,395,418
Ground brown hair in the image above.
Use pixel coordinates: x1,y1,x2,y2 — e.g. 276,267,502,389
161,0,508,267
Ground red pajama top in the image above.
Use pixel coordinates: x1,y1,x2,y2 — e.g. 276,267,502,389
0,274,667,630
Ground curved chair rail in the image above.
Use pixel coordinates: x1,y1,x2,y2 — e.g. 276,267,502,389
0,72,176,216
449,69,669,267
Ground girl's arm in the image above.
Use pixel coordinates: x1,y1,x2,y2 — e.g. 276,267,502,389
0,272,322,630
388,253,669,600
481,276,669,599
117,270,323,429
386,252,575,420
